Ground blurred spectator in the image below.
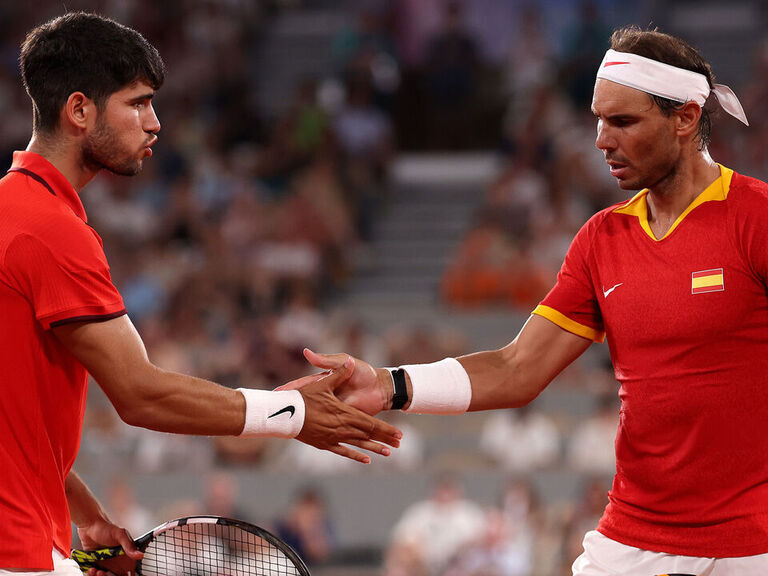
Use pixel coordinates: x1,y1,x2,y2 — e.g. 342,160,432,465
105,477,154,537
441,215,552,309
201,471,250,520
442,508,530,576
384,323,467,366
333,69,393,242
422,1,480,149
558,0,611,108
442,479,545,576
275,486,336,567
384,473,485,576
566,392,619,475
502,5,556,132
331,1,399,109
562,476,611,570
479,404,562,473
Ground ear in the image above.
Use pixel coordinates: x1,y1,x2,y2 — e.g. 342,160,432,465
675,101,702,139
61,92,95,131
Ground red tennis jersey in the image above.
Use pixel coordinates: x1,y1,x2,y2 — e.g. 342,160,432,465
534,166,768,557
0,152,126,569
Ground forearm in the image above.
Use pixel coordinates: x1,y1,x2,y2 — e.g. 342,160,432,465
109,366,246,435
385,347,541,413
387,315,592,414
54,316,247,436
66,470,109,528
458,348,543,411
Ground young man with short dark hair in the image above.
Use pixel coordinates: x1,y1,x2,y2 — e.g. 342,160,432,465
0,12,400,573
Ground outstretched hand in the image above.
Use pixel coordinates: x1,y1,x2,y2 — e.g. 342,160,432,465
279,349,392,416
295,356,401,463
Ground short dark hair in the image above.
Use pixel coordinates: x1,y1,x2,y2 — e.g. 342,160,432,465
20,12,165,133
610,26,713,149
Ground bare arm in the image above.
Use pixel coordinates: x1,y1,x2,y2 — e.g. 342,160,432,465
54,315,401,462
297,314,592,413
457,314,592,411
54,315,244,434
66,470,142,558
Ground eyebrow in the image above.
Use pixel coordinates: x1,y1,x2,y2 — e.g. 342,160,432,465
128,92,155,103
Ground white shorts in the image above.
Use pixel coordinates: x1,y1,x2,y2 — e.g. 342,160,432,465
0,550,81,576
573,530,768,576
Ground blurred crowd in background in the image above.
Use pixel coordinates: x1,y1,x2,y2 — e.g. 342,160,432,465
1,0,766,574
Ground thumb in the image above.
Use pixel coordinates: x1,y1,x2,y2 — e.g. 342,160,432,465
119,533,143,560
322,356,355,390
276,371,329,391
304,348,349,370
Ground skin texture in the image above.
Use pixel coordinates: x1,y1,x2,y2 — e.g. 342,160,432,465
591,78,720,239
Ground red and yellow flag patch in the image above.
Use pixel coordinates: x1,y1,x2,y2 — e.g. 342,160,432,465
691,268,724,294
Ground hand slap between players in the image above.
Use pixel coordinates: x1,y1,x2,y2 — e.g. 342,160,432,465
294,356,401,463
278,349,392,416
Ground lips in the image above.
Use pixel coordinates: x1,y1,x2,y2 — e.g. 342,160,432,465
143,137,157,158
606,159,628,178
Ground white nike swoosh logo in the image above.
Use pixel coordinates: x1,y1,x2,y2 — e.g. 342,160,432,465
603,283,623,298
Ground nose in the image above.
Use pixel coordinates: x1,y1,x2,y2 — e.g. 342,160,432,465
144,104,161,135
595,120,615,152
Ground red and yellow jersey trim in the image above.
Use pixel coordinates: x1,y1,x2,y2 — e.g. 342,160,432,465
613,165,734,241
532,305,605,343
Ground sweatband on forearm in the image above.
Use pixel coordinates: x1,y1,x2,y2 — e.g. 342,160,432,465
399,358,472,414
237,388,306,437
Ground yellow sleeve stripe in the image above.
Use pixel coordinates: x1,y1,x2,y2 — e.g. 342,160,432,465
532,305,605,343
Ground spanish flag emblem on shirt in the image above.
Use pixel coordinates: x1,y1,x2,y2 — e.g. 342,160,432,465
691,268,724,294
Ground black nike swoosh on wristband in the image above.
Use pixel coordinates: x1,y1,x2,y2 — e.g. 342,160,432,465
268,405,296,419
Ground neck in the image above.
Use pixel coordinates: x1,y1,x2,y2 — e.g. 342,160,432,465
26,132,98,193
644,149,720,238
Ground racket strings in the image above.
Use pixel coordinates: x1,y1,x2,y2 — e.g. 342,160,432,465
140,523,302,576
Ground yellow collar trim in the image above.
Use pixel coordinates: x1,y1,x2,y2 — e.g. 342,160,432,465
613,165,734,241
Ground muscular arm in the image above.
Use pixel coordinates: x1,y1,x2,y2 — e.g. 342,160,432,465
301,314,593,414
53,315,401,462
457,314,592,411
54,315,244,435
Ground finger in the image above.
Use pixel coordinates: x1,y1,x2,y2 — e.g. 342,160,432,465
275,371,328,391
326,443,372,464
118,533,143,560
314,356,355,389
344,437,393,456
303,348,349,370
366,417,403,446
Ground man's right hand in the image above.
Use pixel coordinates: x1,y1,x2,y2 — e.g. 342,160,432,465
294,356,401,463
279,349,393,416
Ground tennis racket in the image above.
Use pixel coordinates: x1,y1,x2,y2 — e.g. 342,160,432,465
71,515,310,576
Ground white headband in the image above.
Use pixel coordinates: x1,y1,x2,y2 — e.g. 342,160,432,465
596,49,748,126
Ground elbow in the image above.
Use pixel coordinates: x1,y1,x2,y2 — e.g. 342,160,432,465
103,367,163,429
498,347,548,408
112,396,154,428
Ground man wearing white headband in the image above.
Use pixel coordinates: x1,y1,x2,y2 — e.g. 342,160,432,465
288,26,768,575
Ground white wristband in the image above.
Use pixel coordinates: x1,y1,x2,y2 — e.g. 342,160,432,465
237,388,306,438
400,357,472,414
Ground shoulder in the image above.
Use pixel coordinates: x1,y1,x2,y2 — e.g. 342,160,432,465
729,171,768,203
569,200,628,247
0,198,104,272
726,171,768,226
